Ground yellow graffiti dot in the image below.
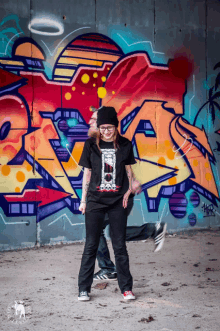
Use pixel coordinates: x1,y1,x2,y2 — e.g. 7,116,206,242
81,74,90,84
101,76,106,82
93,72,98,78
16,171,25,182
204,162,209,168
168,177,177,185
98,87,107,99
205,173,212,181
107,67,110,70
112,91,115,95
174,166,179,170
193,159,198,167
82,91,85,95
15,187,20,193
158,157,166,168
165,140,170,147
26,164,32,172
166,148,175,160
93,83,96,87
1,165,11,176
65,92,71,100
184,163,186,167
72,86,76,91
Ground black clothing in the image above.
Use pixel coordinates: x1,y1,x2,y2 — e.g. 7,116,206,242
78,134,135,293
97,106,119,127
96,197,134,272
78,135,136,212
96,195,156,272
78,201,133,293
126,223,155,241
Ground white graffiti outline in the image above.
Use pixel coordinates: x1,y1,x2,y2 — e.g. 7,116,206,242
134,198,145,223
41,27,91,56
28,18,64,36
117,33,165,56
48,213,84,227
172,134,193,159
66,143,84,172
0,32,23,55
165,207,169,217
0,213,29,225
189,75,195,118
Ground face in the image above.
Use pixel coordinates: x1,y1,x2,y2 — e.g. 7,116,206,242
88,111,98,137
99,125,116,141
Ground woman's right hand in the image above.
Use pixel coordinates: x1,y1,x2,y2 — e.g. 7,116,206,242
79,202,86,214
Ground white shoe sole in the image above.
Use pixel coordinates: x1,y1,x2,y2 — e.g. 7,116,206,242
93,277,117,281
123,296,136,300
78,296,90,301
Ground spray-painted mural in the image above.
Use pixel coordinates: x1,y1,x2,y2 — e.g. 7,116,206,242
0,13,220,249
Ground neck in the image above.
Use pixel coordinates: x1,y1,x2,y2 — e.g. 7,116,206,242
101,137,114,142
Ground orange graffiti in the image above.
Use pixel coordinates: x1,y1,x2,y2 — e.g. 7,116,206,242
1,165,11,176
16,171,25,182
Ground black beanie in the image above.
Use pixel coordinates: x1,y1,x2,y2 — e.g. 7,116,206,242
97,106,119,127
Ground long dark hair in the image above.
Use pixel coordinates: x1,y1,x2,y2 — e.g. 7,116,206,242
96,127,120,152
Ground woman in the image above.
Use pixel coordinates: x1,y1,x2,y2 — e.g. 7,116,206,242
78,106,136,301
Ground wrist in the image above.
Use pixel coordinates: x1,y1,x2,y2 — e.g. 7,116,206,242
81,201,86,204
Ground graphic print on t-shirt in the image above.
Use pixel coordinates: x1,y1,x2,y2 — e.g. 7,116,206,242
97,148,119,192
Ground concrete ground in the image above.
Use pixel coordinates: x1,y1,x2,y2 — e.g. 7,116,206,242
0,229,220,331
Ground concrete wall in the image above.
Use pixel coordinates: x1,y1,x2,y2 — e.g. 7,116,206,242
0,0,220,250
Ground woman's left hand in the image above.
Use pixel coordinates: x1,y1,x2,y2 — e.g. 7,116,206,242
123,189,132,208
131,179,142,195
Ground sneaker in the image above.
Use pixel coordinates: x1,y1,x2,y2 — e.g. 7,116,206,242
93,269,117,281
123,291,136,300
154,222,167,252
78,291,90,301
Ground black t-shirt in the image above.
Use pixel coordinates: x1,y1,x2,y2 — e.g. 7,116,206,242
78,135,136,211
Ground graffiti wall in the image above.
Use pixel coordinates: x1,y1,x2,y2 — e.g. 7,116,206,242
0,0,220,250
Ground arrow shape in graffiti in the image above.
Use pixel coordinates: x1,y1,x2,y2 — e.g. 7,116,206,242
178,117,214,157
4,186,72,207
132,158,178,190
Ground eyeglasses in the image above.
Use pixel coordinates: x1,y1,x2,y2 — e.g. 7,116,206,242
99,126,115,132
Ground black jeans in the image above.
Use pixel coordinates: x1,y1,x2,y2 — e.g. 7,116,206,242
96,198,133,272
97,222,156,272
78,201,133,293
96,219,116,272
